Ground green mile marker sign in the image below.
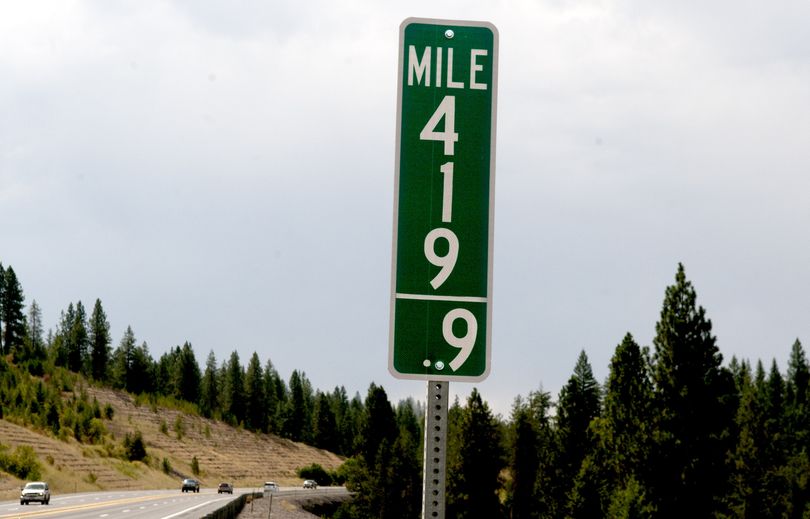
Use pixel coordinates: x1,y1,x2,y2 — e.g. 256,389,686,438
389,18,498,382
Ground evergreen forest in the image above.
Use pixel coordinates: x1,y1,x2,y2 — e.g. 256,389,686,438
1,260,808,518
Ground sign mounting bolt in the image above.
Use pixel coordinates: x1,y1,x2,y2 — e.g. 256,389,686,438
444,29,454,39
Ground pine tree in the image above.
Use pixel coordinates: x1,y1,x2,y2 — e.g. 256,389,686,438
88,299,111,382
339,389,363,456
341,385,411,519
395,399,422,449
173,342,200,404
313,391,338,451
243,352,266,432
51,304,76,367
199,351,219,418
154,347,179,396
447,388,505,519
262,359,285,433
1,266,26,355
24,299,45,363
599,333,654,511
359,383,397,468
111,326,137,391
785,339,810,450
510,398,540,519
67,301,89,374
0,262,5,353
729,361,775,517
387,402,422,519
223,351,245,425
553,350,601,511
284,370,313,442
649,264,736,517
784,339,810,515
129,341,155,394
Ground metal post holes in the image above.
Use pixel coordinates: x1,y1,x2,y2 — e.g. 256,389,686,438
390,18,498,382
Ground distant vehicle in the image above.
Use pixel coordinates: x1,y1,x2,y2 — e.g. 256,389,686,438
20,481,50,505
303,480,318,489
181,479,200,493
263,481,279,493
217,482,233,494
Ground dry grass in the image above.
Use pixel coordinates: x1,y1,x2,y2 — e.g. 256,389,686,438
0,386,343,500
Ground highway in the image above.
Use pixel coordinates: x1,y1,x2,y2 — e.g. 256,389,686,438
0,487,254,519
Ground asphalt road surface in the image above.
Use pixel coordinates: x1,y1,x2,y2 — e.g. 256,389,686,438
0,488,244,519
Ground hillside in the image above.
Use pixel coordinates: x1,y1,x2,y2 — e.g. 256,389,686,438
0,385,343,500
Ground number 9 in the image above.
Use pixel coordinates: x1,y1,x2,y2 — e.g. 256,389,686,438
424,228,459,290
443,309,477,371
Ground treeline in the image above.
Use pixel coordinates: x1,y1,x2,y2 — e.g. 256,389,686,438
438,264,810,519
334,265,810,518
3,260,810,517
0,261,375,453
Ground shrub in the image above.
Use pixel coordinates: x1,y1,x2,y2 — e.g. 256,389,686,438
174,416,185,440
162,458,172,474
0,444,42,480
191,456,200,476
123,431,147,461
297,463,334,486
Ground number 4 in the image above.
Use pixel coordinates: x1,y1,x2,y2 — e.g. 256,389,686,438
420,95,458,156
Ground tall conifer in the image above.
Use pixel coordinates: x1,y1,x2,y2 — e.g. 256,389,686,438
25,299,45,362
243,352,266,432
0,262,5,353
555,350,601,505
649,264,736,516
199,351,219,418
173,342,200,403
1,266,26,355
88,299,111,382
67,301,88,373
601,334,654,492
447,388,505,519
223,351,245,425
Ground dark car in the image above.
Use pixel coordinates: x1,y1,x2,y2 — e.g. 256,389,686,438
181,479,200,493
20,482,50,505
217,482,233,494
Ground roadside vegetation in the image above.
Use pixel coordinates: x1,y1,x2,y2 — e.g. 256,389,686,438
1,260,809,516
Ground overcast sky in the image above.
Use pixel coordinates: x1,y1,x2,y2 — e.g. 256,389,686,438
2,0,808,415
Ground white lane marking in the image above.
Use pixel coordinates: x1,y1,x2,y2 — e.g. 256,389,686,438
159,499,224,519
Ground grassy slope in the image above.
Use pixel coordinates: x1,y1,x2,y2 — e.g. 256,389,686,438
0,385,343,500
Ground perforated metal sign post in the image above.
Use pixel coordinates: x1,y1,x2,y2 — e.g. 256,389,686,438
389,17,498,383
423,380,449,519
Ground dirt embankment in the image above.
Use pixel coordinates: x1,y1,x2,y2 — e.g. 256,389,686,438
237,490,353,519
0,385,343,500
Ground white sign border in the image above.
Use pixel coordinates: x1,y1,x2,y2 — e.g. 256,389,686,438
388,17,499,383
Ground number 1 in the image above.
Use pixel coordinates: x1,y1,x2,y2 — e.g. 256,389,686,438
440,162,453,223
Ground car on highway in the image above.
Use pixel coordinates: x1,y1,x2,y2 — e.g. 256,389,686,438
217,482,233,494
181,478,200,493
263,481,278,494
303,479,318,489
20,481,50,505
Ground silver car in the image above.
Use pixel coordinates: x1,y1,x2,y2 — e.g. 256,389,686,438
21,482,51,505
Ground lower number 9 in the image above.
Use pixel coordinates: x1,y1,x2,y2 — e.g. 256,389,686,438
443,309,477,371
